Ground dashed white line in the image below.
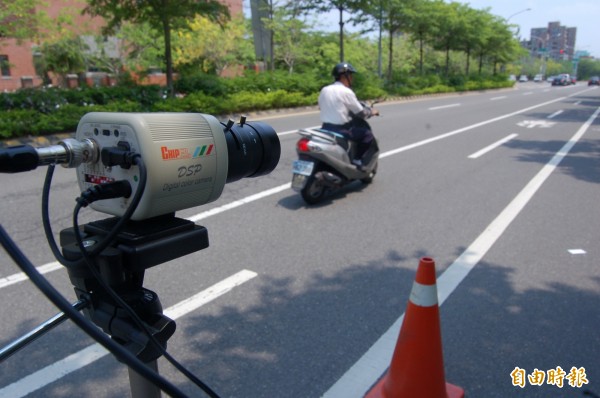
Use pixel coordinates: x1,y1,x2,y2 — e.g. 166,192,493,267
548,110,563,119
468,134,518,159
429,103,460,111
0,262,62,289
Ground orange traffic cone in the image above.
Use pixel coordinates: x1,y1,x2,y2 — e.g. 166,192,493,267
365,257,464,398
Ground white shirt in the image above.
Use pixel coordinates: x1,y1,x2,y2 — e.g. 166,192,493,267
318,81,365,125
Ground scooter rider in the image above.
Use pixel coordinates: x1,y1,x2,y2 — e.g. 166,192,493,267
318,62,379,168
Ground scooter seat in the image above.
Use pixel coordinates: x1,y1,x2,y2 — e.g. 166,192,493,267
315,128,350,150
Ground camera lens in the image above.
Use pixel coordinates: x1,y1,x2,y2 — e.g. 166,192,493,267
223,121,281,183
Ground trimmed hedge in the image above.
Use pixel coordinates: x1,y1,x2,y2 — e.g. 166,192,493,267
0,72,514,139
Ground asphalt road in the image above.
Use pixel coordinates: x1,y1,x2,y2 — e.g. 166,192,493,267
1,81,599,398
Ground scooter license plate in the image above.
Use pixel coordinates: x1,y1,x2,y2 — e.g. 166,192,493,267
292,160,314,176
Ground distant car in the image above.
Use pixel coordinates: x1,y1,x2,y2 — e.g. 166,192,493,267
518,75,529,82
570,76,577,85
547,75,556,82
533,74,544,82
508,74,517,82
552,76,570,86
552,74,572,86
589,76,600,86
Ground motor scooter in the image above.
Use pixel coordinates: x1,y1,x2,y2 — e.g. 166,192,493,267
291,109,379,204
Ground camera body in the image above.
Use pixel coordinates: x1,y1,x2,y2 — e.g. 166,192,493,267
1,111,280,220
75,113,231,220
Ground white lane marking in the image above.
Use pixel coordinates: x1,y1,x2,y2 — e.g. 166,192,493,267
187,184,291,223
381,95,568,159
322,106,600,398
517,120,556,129
277,125,319,136
429,103,460,111
0,270,258,398
548,110,563,119
4,89,592,289
468,134,518,159
568,249,586,255
490,96,507,101
0,262,62,289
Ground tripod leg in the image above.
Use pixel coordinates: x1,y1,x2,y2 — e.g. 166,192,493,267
128,359,162,398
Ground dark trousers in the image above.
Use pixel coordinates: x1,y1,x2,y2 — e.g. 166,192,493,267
322,121,374,162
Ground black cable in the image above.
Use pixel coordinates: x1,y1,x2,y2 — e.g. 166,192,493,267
72,200,220,398
69,155,220,398
0,223,188,398
39,152,219,397
42,164,81,268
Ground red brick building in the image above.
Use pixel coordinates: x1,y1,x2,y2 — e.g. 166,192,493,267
0,0,242,92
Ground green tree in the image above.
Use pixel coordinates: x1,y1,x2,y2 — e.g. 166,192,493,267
173,14,254,75
484,17,523,74
461,7,489,75
37,37,88,87
404,0,442,75
0,0,46,42
117,22,165,76
576,58,600,79
431,2,470,75
262,6,313,73
84,0,230,96
295,0,368,62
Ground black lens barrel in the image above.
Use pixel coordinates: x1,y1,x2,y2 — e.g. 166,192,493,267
222,121,281,183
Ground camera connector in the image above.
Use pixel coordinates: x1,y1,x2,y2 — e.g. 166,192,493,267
0,138,99,173
76,180,132,207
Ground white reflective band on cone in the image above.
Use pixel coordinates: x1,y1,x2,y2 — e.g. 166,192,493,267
409,282,438,307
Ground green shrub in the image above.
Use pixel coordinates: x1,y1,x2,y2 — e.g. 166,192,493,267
32,104,84,135
89,100,145,113
0,109,41,138
0,70,516,140
174,71,228,97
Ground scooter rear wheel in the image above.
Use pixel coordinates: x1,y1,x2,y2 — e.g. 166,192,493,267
301,174,326,204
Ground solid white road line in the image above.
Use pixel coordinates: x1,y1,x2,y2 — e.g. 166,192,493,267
0,270,258,398
322,106,600,398
490,96,507,101
468,134,519,159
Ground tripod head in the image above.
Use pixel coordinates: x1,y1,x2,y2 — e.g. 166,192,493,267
60,214,208,362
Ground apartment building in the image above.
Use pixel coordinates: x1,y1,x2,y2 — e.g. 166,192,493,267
527,21,577,62
0,0,242,92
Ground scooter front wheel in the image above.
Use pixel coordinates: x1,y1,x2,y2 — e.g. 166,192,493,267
301,174,326,204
